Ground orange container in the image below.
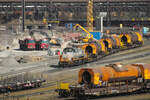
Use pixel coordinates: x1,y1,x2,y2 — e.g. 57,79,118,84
78,64,142,85
81,41,106,56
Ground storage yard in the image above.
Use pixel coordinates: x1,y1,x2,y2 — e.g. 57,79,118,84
0,0,150,100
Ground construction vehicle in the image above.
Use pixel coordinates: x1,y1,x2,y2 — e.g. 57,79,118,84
72,0,94,43
49,37,61,46
19,38,36,51
36,38,49,50
74,24,94,42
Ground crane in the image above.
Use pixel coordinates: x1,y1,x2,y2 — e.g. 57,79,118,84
87,0,94,32
73,0,94,42
74,24,93,42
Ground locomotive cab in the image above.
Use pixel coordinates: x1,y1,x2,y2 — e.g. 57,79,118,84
59,47,86,67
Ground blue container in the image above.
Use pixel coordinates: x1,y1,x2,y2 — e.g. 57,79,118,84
65,23,73,30
90,32,103,40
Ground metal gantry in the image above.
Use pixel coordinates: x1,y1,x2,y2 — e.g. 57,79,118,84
0,0,149,25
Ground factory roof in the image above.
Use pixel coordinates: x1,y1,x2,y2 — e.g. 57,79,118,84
0,0,149,3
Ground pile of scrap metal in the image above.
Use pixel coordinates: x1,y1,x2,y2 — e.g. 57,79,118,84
56,63,150,99
0,79,45,93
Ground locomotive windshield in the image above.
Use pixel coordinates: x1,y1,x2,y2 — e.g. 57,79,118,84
63,48,75,54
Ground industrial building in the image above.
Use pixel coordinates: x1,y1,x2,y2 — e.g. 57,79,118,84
0,0,150,26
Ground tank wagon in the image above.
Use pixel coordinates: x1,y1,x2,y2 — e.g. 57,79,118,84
56,63,150,99
59,32,143,67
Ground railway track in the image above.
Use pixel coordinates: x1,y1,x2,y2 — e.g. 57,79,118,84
0,77,77,100
4,52,150,100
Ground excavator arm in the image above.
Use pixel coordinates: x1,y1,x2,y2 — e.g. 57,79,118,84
73,24,93,42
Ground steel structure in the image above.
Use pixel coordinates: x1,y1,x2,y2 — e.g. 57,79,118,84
0,0,149,3
0,0,149,25
87,0,93,32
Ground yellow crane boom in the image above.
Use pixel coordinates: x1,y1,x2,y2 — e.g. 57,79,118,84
87,0,94,32
74,24,93,42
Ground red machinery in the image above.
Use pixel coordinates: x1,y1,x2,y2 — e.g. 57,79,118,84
19,38,36,50
36,38,49,50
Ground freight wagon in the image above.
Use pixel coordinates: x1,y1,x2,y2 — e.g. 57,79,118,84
56,63,150,100
0,80,45,93
59,32,143,67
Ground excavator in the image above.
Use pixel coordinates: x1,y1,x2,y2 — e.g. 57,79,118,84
73,24,94,43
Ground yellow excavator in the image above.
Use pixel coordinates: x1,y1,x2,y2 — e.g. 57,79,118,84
74,24,94,42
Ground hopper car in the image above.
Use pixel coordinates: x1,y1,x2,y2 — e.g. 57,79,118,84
56,63,150,100
59,32,143,67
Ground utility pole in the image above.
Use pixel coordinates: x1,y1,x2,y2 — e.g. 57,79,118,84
22,0,25,32
99,12,107,33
